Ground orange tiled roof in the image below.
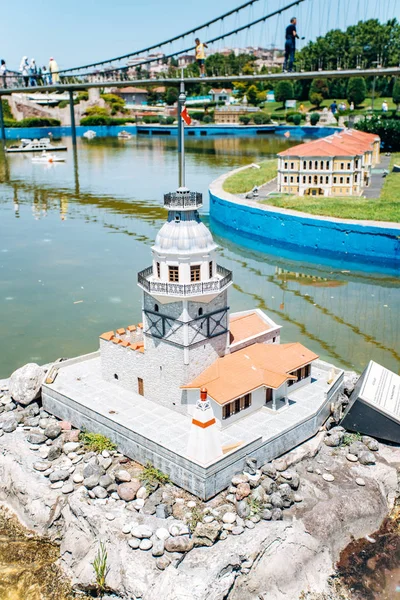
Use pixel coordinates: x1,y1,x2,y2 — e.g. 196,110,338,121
99,331,114,341
182,342,319,404
230,311,272,344
278,129,378,158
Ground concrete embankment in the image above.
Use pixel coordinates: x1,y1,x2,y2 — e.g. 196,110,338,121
209,167,400,273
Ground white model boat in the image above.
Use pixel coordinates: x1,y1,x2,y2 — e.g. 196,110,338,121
83,130,96,139
118,130,132,139
32,151,65,163
6,138,67,153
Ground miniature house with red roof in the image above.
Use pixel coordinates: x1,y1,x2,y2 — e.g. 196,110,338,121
277,129,380,197
99,185,321,429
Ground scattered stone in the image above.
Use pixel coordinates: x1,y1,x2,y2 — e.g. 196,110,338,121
2,418,18,433
47,445,62,461
155,528,170,541
294,494,303,503
27,432,47,445
193,521,221,547
346,453,358,462
93,486,108,499
63,430,80,443
358,451,376,466
114,469,131,483
58,420,72,430
273,458,288,472
164,536,194,553
222,512,236,524
235,482,251,500
33,461,51,472
156,556,171,570
128,538,140,550
136,486,148,500
356,478,366,486
9,363,44,406
39,418,50,429
349,441,368,457
261,463,277,479
102,450,110,458
99,474,113,488
244,457,258,475
51,481,64,489
63,442,80,454
151,538,165,557
83,474,101,490
219,530,229,540
122,524,132,534
117,480,141,502
133,498,145,510
247,472,262,488
261,509,272,520
62,482,74,494
362,436,379,452
231,474,249,486
306,465,314,473
322,473,335,482
139,539,153,551
49,469,70,483
44,424,61,440
324,432,344,447
105,513,115,521
271,508,283,521
187,500,196,508
24,416,40,427
236,499,250,519
270,492,284,509
261,477,277,495
72,473,83,484
245,520,255,529
155,504,167,519
131,525,153,539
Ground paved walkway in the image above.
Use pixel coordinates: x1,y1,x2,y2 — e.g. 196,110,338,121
363,154,391,198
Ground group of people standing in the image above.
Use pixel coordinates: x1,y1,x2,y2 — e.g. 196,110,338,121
0,57,60,88
18,56,59,87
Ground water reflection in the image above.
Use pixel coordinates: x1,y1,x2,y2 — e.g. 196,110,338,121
0,137,398,378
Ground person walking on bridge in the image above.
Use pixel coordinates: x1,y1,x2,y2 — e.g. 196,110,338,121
49,57,60,84
283,17,303,72
0,60,7,89
29,59,37,86
19,56,29,87
195,38,208,78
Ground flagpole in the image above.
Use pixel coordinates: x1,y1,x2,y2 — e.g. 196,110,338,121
178,68,186,188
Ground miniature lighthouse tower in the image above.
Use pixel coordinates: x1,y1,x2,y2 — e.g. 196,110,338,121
186,387,223,464
136,80,232,412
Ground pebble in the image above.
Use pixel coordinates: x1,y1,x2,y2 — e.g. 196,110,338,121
156,556,171,570
131,525,153,539
50,481,64,489
73,473,84,484
62,482,74,494
245,520,255,529
294,494,303,503
33,461,51,472
356,478,366,486
122,524,132,534
223,523,234,531
49,469,70,483
222,512,236,524
63,442,80,454
102,450,110,458
93,486,108,499
203,516,214,524
128,538,140,550
115,469,131,483
155,528,170,541
187,501,196,508
232,525,244,535
151,539,165,557
346,454,358,462
306,465,314,473
106,513,115,521
322,473,335,482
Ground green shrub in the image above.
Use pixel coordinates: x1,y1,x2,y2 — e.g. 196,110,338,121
203,115,213,123
355,115,400,151
79,431,117,452
275,80,294,107
2,99,13,120
143,115,160,124
239,115,251,125
252,112,270,125
292,114,302,125
393,78,400,111
165,116,175,124
11,117,61,128
58,100,69,109
84,106,109,117
309,92,324,108
286,111,304,123
77,91,89,102
80,115,128,126
310,113,320,126
189,111,205,121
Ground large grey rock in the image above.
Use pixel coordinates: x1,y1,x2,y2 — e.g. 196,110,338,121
151,538,165,557
24,416,40,427
117,481,141,501
9,363,44,406
362,436,379,452
261,476,277,495
270,492,284,509
131,525,153,539
82,459,105,479
2,417,18,433
83,474,101,490
47,444,62,461
44,424,61,440
49,469,70,483
358,451,376,465
236,499,250,519
99,474,113,489
93,486,108,499
324,431,344,447
114,469,131,483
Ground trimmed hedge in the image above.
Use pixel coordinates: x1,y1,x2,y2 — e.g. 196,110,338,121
355,116,400,151
6,117,61,128
80,115,128,126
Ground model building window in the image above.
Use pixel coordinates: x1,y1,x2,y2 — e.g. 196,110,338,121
333,176,337,184
284,162,288,169
303,176,306,183
190,265,201,282
355,174,358,182
209,261,213,278
340,162,344,170
340,176,344,184
320,161,324,169
320,176,323,184
288,364,311,387
290,162,294,169
314,160,318,169
325,176,329,184
346,177,350,184
222,393,252,419
303,161,306,169
347,162,351,170
308,176,312,184
156,262,161,278
355,159,359,168
168,266,179,282
326,161,330,169
290,176,294,183
284,176,288,183
309,160,312,169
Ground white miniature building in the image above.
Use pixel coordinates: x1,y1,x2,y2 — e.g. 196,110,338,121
99,185,321,429
277,129,381,197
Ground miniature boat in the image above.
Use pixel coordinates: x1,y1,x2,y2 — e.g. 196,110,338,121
32,151,65,163
6,138,67,153
118,130,132,139
83,130,96,139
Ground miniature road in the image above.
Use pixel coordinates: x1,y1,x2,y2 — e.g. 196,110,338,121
363,154,391,198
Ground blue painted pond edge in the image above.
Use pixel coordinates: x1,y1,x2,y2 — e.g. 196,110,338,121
209,168,400,276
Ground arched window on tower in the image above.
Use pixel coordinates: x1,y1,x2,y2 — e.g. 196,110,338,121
198,307,203,316
154,304,159,312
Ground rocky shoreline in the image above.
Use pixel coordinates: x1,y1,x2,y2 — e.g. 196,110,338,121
0,364,399,599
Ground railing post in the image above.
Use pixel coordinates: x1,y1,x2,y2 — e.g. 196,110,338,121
0,96,6,144
69,89,77,147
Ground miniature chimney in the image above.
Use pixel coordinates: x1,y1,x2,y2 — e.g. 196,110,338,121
186,387,223,464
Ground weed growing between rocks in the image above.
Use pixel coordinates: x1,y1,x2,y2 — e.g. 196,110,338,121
92,542,109,597
342,432,362,446
80,432,117,454
140,462,170,490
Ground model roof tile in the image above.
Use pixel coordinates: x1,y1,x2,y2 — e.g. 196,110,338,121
278,129,378,158
182,342,319,404
230,311,271,344
100,331,114,341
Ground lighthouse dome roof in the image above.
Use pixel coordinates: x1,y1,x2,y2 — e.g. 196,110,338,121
153,214,217,254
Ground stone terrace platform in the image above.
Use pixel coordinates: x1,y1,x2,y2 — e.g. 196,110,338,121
42,354,343,499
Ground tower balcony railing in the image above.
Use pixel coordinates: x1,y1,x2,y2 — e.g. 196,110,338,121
164,191,203,210
138,264,232,297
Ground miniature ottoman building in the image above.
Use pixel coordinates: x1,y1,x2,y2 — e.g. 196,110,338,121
99,186,320,430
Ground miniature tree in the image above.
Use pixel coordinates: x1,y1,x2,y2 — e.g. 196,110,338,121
275,80,294,108
309,78,329,107
347,77,367,108
393,78,400,112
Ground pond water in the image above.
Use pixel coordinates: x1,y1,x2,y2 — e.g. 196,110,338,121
0,135,399,378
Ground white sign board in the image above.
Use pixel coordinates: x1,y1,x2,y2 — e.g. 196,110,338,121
360,361,400,418
285,100,296,109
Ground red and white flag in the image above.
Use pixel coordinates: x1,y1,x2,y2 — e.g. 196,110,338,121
181,106,192,126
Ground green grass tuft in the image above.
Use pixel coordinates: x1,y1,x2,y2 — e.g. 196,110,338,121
92,541,108,595
223,159,277,194
139,462,170,489
79,431,116,453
